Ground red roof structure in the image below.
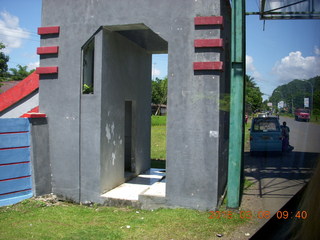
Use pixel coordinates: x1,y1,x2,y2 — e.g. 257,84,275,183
0,72,43,117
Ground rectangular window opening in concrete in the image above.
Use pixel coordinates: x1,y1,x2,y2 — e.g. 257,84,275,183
82,38,95,94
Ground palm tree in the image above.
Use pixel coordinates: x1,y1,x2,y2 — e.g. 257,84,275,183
9,65,35,80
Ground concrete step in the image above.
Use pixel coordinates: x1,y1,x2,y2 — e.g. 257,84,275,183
101,168,166,209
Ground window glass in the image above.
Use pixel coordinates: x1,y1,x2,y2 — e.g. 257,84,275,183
253,119,280,132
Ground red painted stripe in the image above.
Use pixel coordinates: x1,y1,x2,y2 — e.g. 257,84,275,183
38,26,60,35
0,131,29,135
0,146,29,151
0,188,32,196
30,106,39,113
0,72,39,112
0,161,30,167
194,39,223,48
0,175,31,182
194,16,224,26
22,106,39,113
35,66,58,74
193,62,224,71
37,46,59,55
19,106,40,118
21,113,47,118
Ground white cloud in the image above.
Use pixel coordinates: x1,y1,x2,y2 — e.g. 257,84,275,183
246,55,255,72
27,61,39,71
246,55,261,79
152,67,161,77
315,46,320,55
272,51,320,83
0,11,30,53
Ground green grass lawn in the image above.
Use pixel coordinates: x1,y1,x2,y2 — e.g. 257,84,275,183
0,199,248,240
151,115,166,126
0,115,256,239
151,116,166,161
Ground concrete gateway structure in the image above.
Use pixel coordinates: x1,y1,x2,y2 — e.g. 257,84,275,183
36,0,231,210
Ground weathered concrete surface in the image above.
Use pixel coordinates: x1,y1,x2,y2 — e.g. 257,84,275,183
40,0,231,209
29,118,52,196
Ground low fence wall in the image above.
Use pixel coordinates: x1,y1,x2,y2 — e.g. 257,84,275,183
0,118,33,206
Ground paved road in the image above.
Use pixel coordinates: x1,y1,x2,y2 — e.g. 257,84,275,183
279,116,320,153
243,116,320,218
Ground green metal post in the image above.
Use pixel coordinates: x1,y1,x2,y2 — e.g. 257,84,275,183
227,0,246,209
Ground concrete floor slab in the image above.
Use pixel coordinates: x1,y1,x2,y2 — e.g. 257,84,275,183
101,168,165,201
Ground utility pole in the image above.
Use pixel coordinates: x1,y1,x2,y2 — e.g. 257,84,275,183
227,0,245,209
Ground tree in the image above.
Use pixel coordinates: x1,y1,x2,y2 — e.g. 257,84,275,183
152,77,167,104
9,64,35,80
245,75,263,113
0,42,10,82
151,77,167,115
270,76,320,114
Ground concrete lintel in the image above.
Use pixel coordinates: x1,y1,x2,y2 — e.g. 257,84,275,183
103,23,149,31
104,23,168,54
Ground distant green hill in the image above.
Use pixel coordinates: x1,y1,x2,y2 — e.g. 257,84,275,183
269,76,320,115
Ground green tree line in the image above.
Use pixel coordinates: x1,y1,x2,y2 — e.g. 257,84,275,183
0,43,34,86
269,76,320,115
152,75,264,115
151,77,167,115
152,77,167,105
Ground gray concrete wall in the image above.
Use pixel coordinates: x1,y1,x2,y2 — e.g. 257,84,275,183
40,0,231,209
29,118,52,196
165,0,231,210
79,31,104,203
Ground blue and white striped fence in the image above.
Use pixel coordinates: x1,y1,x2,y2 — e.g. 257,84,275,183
0,118,33,207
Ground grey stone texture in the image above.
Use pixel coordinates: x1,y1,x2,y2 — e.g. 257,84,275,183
39,0,231,209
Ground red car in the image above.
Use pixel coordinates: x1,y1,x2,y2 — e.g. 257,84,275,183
294,108,310,122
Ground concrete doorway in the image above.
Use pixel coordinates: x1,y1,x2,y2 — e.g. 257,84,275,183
79,23,168,206
124,100,134,176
